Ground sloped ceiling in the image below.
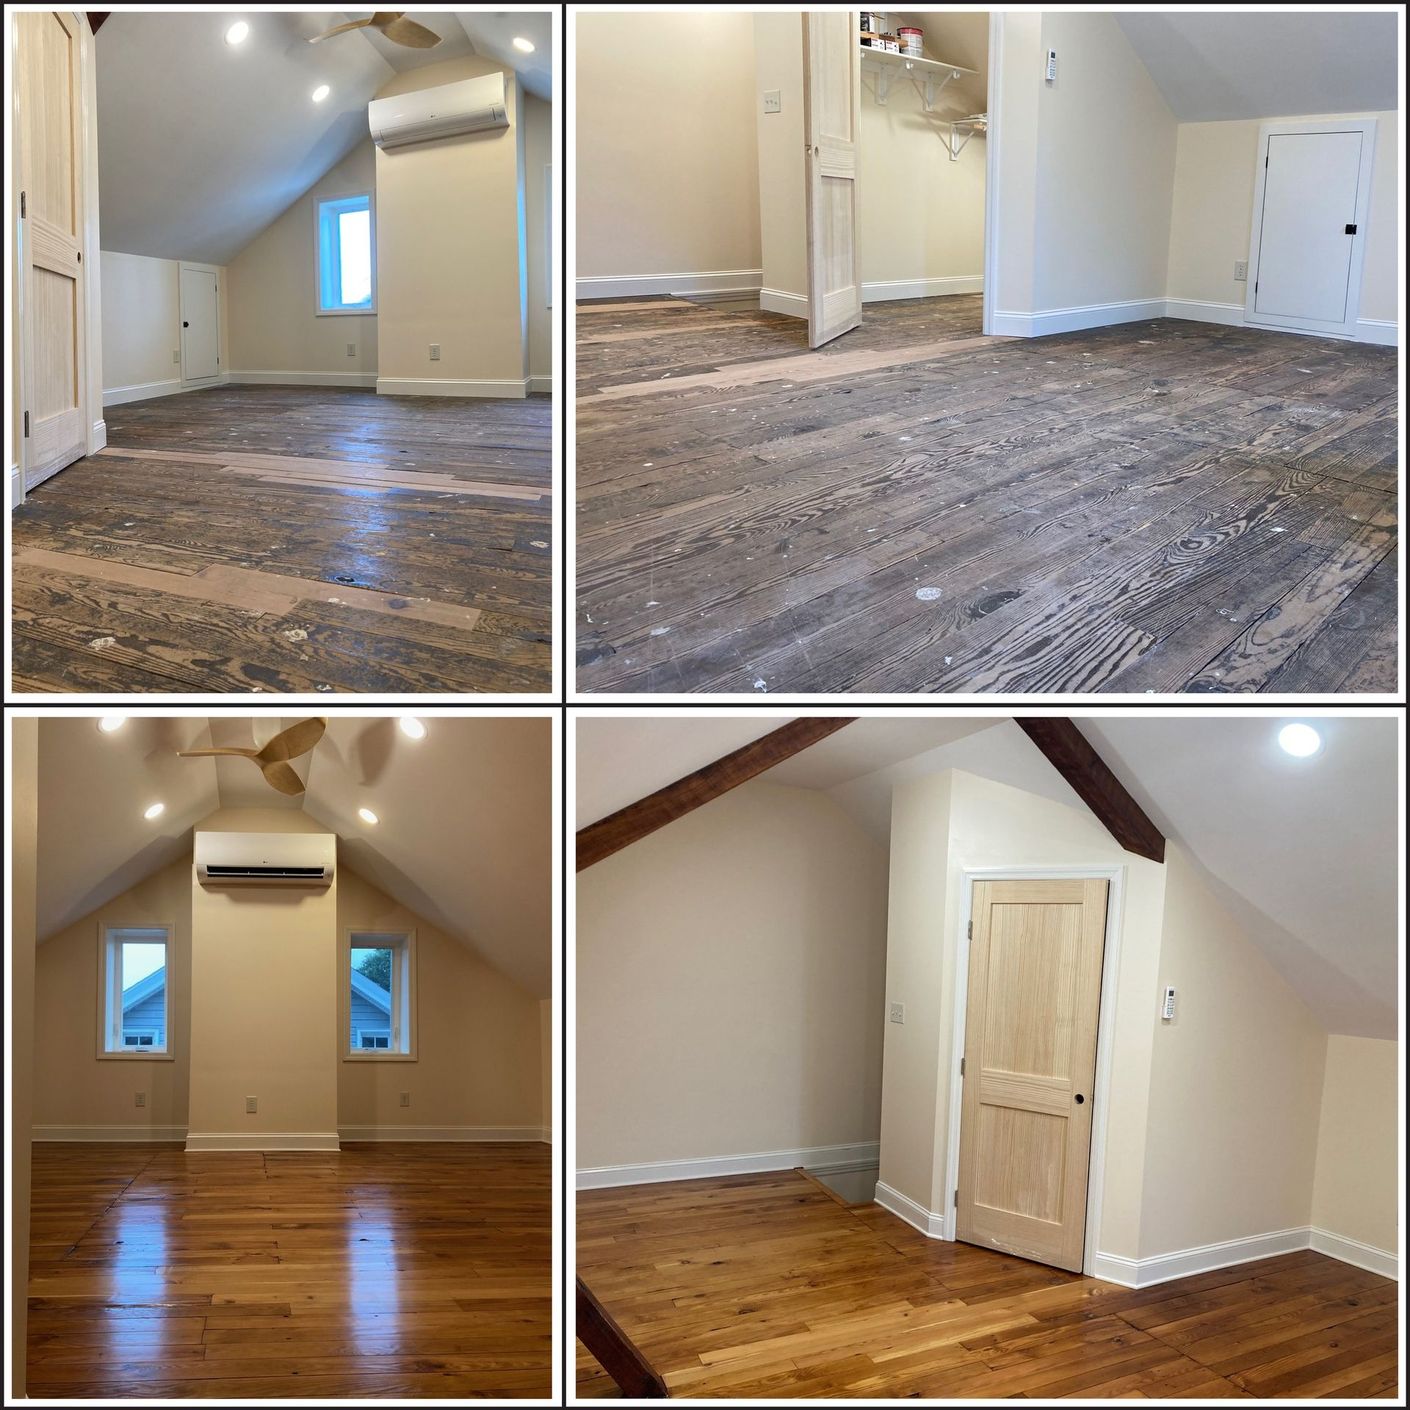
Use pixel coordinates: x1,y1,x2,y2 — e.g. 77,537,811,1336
1115,12,1398,121
37,715,552,997
95,11,552,265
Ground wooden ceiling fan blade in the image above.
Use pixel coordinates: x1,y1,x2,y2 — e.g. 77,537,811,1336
257,717,327,764
376,15,442,48
177,747,259,758
260,760,308,796
308,17,376,43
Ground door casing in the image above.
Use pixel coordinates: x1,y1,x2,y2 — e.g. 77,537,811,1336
943,865,1125,1277
1243,118,1377,340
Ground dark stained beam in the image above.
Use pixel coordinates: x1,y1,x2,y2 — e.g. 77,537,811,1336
87,13,109,33
577,717,856,871
1015,718,1166,863
577,1277,669,1398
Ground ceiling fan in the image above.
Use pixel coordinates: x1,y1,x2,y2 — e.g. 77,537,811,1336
178,718,327,797
308,12,442,50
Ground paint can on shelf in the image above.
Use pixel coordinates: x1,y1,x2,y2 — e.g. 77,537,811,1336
898,26,924,58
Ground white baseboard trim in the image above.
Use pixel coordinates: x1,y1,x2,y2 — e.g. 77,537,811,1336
1165,298,1247,327
185,1131,341,1152
10,462,21,509
338,1125,544,1143
33,1124,187,1142
863,276,983,302
376,377,527,399
1094,1226,1317,1289
874,1180,948,1239
578,269,764,301
540,1128,552,1144
527,375,552,395
227,370,377,388
103,377,186,407
759,287,807,319
993,298,1167,338
1355,318,1398,347
577,1140,880,1190
1309,1227,1398,1279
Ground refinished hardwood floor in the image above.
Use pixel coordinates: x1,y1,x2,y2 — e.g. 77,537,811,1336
12,386,552,694
27,1141,552,1399
576,295,1397,694
576,1171,1400,1399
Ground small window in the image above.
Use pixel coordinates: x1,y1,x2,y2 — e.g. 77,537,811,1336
100,927,170,1057
316,192,375,314
348,931,414,1057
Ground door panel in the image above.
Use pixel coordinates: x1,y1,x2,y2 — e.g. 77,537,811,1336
180,267,220,382
802,11,861,350
18,10,86,488
1254,131,1362,325
956,878,1108,1273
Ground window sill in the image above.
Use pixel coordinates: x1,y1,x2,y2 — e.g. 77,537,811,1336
97,1050,175,1062
343,1051,417,1063
316,307,376,318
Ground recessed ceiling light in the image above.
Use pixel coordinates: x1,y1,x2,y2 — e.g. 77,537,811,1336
358,807,380,825
512,35,535,53
143,802,166,820
224,20,249,46
1278,723,1321,758
311,84,330,103
98,715,127,733
399,717,426,740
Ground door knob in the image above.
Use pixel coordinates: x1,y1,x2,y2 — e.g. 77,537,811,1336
1074,1093,1085,1104
183,321,190,328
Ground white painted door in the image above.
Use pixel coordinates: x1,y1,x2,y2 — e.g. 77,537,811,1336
180,266,220,382
1247,122,1375,338
802,11,862,350
17,10,87,488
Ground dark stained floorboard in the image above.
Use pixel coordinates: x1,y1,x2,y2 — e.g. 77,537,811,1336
575,296,1396,694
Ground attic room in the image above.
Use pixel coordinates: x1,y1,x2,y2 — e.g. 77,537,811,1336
574,711,1401,1399
8,9,555,695
9,712,554,1400
574,8,1399,696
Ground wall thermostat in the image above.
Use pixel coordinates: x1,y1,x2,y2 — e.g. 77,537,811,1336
1046,49,1057,82
1161,986,1176,1021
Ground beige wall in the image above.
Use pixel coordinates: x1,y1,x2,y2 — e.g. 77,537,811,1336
1139,845,1326,1258
1311,1036,1399,1255
225,143,379,380
188,809,338,1141
99,251,229,400
1167,112,1398,323
524,95,552,384
577,10,762,286
11,718,39,1398
991,10,1042,315
33,857,193,1132
336,868,543,1134
754,11,807,305
374,57,528,394
577,781,889,1172
540,997,553,1140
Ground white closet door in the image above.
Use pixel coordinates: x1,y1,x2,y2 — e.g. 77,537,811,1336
180,267,220,383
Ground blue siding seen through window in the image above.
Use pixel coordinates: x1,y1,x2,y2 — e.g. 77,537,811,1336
318,195,373,312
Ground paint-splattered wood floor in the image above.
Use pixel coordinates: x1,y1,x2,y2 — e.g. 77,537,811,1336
12,386,552,695
576,1171,1400,1398
575,295,1397,695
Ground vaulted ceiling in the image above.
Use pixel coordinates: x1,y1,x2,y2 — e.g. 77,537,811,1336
95,10,551,264
37,715,552,997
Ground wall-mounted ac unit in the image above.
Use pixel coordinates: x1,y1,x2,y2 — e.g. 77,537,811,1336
368,72,509,151
195,832,335,887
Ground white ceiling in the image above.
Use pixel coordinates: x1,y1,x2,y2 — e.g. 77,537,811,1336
95,10,551,265
1115,12,1398,121
37,715,552,997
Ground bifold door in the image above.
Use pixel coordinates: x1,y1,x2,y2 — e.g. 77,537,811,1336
956,878,1108,1272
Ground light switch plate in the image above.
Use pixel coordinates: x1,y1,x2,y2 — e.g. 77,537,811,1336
889,1002,905,1024
173,349,181,364
429,343,441,361
347,342,356,357
135,1091,146,1108
400,1092,411,1108
763,89,781,114
245,1095,258,1114
1234,260,1248,281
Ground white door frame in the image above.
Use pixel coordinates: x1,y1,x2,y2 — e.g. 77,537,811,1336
1243,118,1377,340
981,11,1002,337
943,864,1125,1277
178,261,223,388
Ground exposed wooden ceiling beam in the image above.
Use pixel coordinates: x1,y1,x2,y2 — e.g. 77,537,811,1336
87,13,109,33
577,717,856,871
1015,718,1166,863
577,1278,668,1398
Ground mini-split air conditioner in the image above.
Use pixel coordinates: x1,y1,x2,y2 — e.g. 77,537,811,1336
195,832,335,887
368,72,509,151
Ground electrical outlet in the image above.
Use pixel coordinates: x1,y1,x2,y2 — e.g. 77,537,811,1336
429,343,441,361
173,349,181,364
889,1002,905,1025
346,342,356,357
399,1092,411,1108
763,89,781,114
135,1091,146,1108
245,1095,258,1114
1234,260,1248,281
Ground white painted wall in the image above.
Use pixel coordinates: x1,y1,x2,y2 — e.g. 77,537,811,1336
753,11,806,311
524,94,553,387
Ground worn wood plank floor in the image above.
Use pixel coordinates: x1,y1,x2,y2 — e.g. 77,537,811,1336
27,1141,552,1399
12,386,552,694
576,1171,1400,1399
576,296,1397,695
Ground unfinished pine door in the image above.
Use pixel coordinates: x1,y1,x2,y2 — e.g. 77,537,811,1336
16,10,87,488
956,878,1108,1272
802,11,862,350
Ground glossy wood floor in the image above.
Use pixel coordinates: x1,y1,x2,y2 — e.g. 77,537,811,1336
12,386,552,694
576,1171,1400,1399
576,296,1397,694
28,1141,551,1398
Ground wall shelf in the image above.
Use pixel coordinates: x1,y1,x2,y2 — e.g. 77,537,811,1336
859,44,977,112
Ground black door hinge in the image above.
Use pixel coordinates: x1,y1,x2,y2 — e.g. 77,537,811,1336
960,1057,966,1077
954,1189,959,1208
967,920,973,940
20,191,25,217
77,249,81,262
24,411,30,437
1345,223,1357,235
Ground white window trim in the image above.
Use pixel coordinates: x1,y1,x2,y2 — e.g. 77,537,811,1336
96,923,175,1062
343,928,417,1062
314,187,378,317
